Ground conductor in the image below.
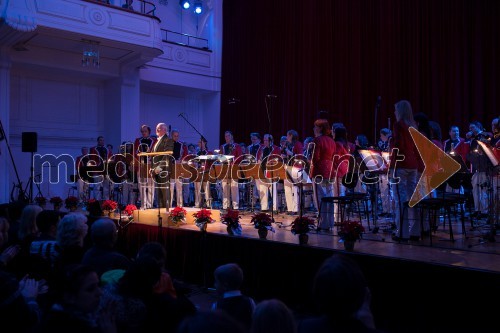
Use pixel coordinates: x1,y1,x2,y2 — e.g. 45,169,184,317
151,123,175,209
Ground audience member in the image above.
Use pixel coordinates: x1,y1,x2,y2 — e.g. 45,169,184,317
81,218,131,277
298,254,383,333
211,263,255,329
38,264,115,333
252,298,297,333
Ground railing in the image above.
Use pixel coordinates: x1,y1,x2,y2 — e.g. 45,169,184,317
161,29,210,51
88,0,157,18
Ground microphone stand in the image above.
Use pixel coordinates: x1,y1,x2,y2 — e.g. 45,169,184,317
178,113,208,144
374,97,381,146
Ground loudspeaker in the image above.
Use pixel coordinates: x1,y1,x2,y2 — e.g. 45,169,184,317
22,132,38,152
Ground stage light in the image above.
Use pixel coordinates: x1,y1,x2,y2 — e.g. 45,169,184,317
179,0,191,9
194,1,202,14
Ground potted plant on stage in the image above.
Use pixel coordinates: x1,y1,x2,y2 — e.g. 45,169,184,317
251,212,275,239
290,216,316,245
338,220,365,251
35,196,47,209
49,196,63,211
193,208,214,233
65,196,79,212
221,209,242,236
102,200,118,217
124,204,138,222
170,206,188,226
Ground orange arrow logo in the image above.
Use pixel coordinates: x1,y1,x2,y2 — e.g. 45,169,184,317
408,127,461,207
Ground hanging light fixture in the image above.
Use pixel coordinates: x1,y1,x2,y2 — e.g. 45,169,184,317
179,0,191,9
81,39,100,68
194,1,202,14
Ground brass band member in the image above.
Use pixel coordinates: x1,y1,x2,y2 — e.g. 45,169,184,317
90,136,112,200
133,125,156,209
194,137,213,208
170,129,189,207
219,131,242,210
151,123,175,209
256,134,281,212
282,130,303,215
75,147,90,202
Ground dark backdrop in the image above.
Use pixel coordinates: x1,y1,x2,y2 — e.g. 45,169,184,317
220,0,499,145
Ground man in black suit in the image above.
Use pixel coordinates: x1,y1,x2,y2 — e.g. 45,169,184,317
151,123,175,209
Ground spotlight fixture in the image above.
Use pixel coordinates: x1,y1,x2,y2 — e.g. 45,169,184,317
194,1,202,14
179,0,191,9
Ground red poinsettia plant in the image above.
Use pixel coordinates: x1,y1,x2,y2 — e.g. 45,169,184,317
250,212,275,232
170,206,187,224
338,220,365,242
65,196,79,209
221,209,241,228
49,196,63,205
192,208,214,229
124,204,138,216
290,216,316,235
102,200,118,211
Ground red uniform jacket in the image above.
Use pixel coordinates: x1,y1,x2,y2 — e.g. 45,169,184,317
310,135,336,181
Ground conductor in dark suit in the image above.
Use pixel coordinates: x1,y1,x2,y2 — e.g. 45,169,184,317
151,123,175,209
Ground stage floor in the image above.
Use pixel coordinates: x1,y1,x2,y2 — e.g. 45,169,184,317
131,208,500,274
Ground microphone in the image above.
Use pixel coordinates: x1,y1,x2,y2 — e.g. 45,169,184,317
266,94,277,98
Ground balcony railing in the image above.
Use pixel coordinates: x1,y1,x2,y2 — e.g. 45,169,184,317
87,0,157,18
162,29,210,51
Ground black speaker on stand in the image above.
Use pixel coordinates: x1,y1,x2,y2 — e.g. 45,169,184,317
22,132,38,203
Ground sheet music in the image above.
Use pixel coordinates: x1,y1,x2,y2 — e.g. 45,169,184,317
358,149,388,172
477,141,499,167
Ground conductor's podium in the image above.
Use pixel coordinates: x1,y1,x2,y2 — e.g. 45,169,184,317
132,207,221,226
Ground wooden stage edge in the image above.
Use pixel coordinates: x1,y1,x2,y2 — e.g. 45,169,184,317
128,208,500,274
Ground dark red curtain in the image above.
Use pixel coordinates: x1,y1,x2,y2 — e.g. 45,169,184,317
221,0,499,145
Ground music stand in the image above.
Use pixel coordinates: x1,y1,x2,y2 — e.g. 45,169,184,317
138,151,173,241
238,161,261,212
192,155,219,208
212,155,236,210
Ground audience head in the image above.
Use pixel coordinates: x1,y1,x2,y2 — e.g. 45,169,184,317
136,241,167,269
18,204,43,242
35,210,61,237
251,299,297,333
313,254,369,321
58,264,102,313
118,256,161,299
90,218,117,249
177,310,247,333
214,263,244,295
57,213,88,248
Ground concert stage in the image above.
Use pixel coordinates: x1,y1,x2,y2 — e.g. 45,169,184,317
118,209,499,333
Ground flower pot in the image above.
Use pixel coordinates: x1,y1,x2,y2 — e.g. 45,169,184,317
227,226,234,236
258,228,268,239
343,240,355,251
199,223,207,233
298,233,309,245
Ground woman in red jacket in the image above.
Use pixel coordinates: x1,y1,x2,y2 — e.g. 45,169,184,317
391,100,419,241
310,119,337,231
